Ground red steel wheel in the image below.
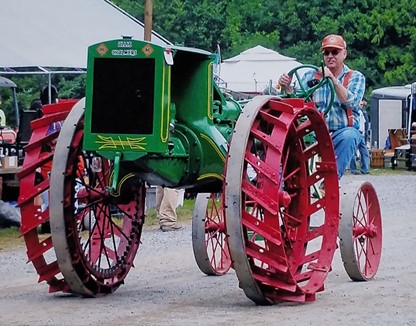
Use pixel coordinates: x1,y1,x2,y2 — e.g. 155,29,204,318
49,99,145,296
18,100,79,293
225,96,340,305
339,181,382,281
192,193,231,276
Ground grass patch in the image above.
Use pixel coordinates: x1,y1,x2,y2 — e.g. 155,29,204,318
0,227,24,252
145,198,195,226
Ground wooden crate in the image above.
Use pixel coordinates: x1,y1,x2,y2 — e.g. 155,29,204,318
370,149,385,168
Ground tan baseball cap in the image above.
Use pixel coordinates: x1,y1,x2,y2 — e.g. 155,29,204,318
322,34,347,50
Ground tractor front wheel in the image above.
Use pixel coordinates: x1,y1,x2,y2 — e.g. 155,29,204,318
339,181,382,281
192,193,231,276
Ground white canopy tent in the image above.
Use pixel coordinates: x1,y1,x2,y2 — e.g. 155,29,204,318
0,0,171,71
219,45,302,93
0,0,171,103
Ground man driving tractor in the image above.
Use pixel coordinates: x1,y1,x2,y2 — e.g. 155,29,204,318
279,34,366,180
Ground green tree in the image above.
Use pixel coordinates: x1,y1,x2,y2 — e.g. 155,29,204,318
272,0,416,91
110,0,416,91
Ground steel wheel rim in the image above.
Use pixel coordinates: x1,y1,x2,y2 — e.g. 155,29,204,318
50,99,145,296
192,193,231,276
225,96,339,305
340,181,382,281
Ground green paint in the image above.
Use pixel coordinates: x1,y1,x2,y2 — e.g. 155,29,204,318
82,38,241,190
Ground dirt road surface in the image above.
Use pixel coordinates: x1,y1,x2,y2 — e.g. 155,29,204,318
0,174,415,326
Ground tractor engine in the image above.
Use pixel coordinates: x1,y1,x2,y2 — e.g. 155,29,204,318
83,38,241,192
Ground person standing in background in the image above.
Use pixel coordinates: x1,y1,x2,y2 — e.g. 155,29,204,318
156,186,182,232
0,95,6,127
350,98,370,174
40,85,59,105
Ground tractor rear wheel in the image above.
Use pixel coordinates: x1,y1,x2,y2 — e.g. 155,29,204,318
225,96,340,305
192,193,231,275
339,181,382,281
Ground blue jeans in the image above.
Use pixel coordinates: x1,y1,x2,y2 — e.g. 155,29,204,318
331,127,361,179
350,134,370,174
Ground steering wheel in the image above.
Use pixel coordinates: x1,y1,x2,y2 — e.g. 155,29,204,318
281,64,335,116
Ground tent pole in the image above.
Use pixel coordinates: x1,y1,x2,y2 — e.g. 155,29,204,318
144,0,152,42
48,73,52,104
409,82,416,141
12,87,19,128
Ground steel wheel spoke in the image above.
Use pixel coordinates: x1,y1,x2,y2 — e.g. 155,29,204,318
44,99,145,296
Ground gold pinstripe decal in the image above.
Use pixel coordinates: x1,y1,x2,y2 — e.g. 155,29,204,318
197,173,224,181
161,64,170,142
200,133,226,163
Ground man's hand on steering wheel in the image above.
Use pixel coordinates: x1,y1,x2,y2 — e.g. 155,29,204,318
278,64,335,115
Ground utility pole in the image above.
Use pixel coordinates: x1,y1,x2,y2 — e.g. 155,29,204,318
144,0,152,41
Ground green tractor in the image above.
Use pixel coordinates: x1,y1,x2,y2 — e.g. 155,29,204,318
17,38,382,304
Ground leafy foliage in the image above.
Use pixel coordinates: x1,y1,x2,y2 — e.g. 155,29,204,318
112,0,416,95
1,73,85,123
3,0,415,121
57,75,86,99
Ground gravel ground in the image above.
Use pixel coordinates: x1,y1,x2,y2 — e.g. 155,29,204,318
0,173,415,326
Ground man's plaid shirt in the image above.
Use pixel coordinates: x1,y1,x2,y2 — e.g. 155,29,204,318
299,64,366,131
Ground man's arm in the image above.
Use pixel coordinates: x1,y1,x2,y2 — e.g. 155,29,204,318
322,67,349,103
344,71,366,111
278,70,316,94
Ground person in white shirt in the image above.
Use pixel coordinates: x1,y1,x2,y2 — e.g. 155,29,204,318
0,96,6,127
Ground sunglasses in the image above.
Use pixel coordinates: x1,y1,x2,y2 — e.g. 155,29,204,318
323,49,341,56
